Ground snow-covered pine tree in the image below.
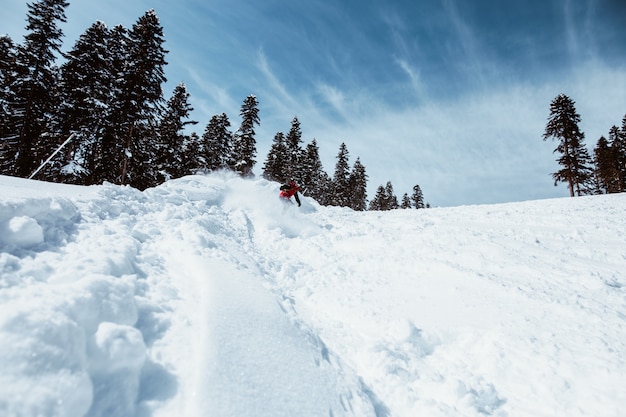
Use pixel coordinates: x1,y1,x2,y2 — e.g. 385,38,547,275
284,116,304,182
331,142,351,206
543,94,593,197
348,157,368,211
300,139,331,204
411,184,425,209
10,0,69,178
121,10,168,189
262,131,287,182
92,24,129,185
52,21,113,184
368,185,387,210
179,132,202,176
400,193,411,209
202,112,232,172
384,181,399,209
156,82,197,181
231,95,259,177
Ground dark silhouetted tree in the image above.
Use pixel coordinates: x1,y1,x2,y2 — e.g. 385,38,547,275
156,82,197,181
90,24,130,184
384,181,399,209
348,157,368,211
52,21,113,183
330,142,350,206
543,94,593,196
284,116,304,182
0,35,19,173
369,185,387,210
299,139,332,205
231,94,259,177
121,10,168,189
202,112,232,172
263,131,287,182
411,184,425,209
593,135,618,194
10,0,69,178
400,193,411,209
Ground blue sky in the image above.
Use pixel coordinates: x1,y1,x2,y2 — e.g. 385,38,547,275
3,0,626,206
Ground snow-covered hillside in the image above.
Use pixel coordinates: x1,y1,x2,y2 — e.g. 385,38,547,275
1,173,624,417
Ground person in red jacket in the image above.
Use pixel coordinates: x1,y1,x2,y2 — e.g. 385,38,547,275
279,180,301,206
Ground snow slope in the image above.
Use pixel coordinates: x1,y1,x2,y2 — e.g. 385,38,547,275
0,173,624,417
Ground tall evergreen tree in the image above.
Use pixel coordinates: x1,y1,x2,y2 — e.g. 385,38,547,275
615,116,626,191
231,94,259,177
202,112,232,172
121,10,168,189
262,131,287,182
51,21,113,183
593,135,619,194
411,184,425,209
384,181,399,209
9,0,69,178
543,94,593,196
156,82,197,181
299,139,321,193
348,157,368,211
0,35,18,173
179,132,202,176
330,142,351,206
297,139,332,205
284,116,304,181
91,24,130,184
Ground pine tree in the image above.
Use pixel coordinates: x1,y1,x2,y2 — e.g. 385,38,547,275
543,94,593,196
51,21,113,183
411,184,425,209
400,193,412,209
284,116,304,181
615,116,626,191
368,185,387,210
262,131,287,182
9,0,69,178
121,10,168,189
156,82,197,181
298,139,332,205
231,94,259,177
179,132,202,176
0,35,18,174
92,24,130,184
202,112,232,172
330,142,351,206
593,135,619,194
348,157,368,211
384,181,399,209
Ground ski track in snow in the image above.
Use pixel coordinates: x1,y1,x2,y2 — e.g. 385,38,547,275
0,173,625,417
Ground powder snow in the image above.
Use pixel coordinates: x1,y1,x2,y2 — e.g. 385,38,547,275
0,173,624,417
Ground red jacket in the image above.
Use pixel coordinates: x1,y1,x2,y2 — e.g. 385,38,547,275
279,182,301,205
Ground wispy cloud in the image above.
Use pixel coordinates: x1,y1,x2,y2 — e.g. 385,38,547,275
395,58,426,102
255,48,299,113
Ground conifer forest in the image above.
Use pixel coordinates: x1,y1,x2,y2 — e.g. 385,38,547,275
2,1,625,209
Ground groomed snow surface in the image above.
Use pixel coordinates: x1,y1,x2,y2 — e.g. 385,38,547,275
1,173,624,417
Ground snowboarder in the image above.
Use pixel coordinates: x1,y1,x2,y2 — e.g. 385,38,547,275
279,181,301,207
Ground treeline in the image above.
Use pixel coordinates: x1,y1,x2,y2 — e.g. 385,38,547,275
0,1,427,210
543,94,626,196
